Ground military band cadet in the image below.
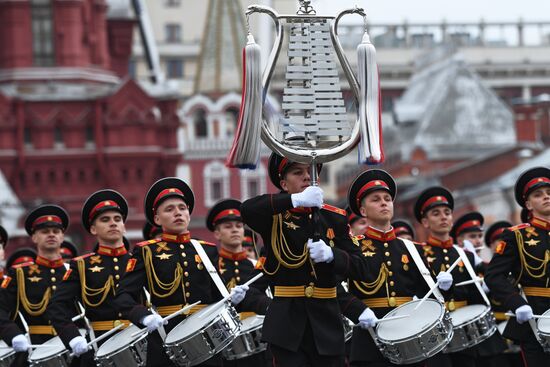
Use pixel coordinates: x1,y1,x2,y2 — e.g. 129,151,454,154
112,177,243,367
5,248,37,270
485,167,550,365
47,189,131,365
414,187,484,367
60,240,79,262
391,220,415,241
338,169,435,367
206,199,271,367
142,221,162,241
240,153,370,367
0,205,73,364
451,212,508,367
484,220,512,263
347,206,370,236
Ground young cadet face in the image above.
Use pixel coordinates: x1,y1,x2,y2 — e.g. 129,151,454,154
91,210,125,245
32,227,64,252
421,206,453,236
458,231,483,248
214,220,244,248
280,163,312,194
154,197,190,234
525,186,550,217
350,217,369,236
359,190,393,226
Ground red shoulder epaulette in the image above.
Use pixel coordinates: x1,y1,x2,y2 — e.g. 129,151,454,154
322,204,346,216
12,261,34,269
72,253,95,261
136,239,161,247
508,223,530,231
199,240,216,247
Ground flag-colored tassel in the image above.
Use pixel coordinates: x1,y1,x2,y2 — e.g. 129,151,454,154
226,34,262,169
357,31,384,164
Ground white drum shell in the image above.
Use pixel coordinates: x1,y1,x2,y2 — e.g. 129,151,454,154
95,324,148,367
0,341,15,367
28,336,71,367
164,302,241,367
443,305,497,353
222,315,266,360
375,299,453,365
536,308,550,353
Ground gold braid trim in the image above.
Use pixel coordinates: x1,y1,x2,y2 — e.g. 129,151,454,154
264,214,308,276
226,278,237,291
16,268,51,316
352,263,388,296
143,246,183,298
77,259,115,307
516,230,550,281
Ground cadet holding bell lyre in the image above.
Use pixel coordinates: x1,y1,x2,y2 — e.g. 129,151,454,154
240,153,370,366
485,167,550,366
47,189,132,365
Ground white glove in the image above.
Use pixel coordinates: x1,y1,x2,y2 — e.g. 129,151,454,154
230,284,249,305
436,271,453,291
463,240,483,266
69,336,89,357
141,314,165,333
291,186,323,208
307,239,334,263
358,308,378,329
11,334,30,352
515,305,533,324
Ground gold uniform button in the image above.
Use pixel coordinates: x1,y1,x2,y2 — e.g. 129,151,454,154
236,277,241,282
305,285,314,298
50,269,55,274
184,261,188,267
445,264,450,269
184,272,189,277
388,297,396,307
185,282,190,287
197,264,204,270
180,244,184,249
114,320,122,327
115,275,120,280
383,243,389,248
114,266,119,271
388,271,393,276
448,300,456,311
234,261,239,266
384,251,390,257
444,256,449,261
235,269,240,274
386,261,392,266
443,249,448,253
181,252,186,257
51,277,56,282
390,291,396,297
118,312,122,318
52,285,57,291
113,258,118,263
185,292,190,298
389,281,395,286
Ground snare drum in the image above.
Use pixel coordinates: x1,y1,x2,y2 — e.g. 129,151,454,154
222,315,267,360
536,308,550,353
0,340,15,367
28,336,71,367
444,304,497,353
376,299,453,364
95,324,148,367
164,301,241,367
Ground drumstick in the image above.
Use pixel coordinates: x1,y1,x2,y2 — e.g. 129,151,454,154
376,314,410,323
69,324,123,357
130,301,203,338
505,312,550,320
414,257,462,311
199,273,264,319
455,278,483,287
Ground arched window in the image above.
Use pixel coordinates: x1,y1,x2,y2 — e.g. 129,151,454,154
194,108,208,138
204,161,230,207
225,107,239,137
54,126,64,148
31,0,55,66
240,163,266,201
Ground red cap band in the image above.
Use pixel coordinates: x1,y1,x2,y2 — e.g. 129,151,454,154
523,177,550,197
32,215,62,230
456,220,481,236
356,180,390,206
212,209,241,226
153,188,184,210
489,227,506,243
421,196,449,214
89,200,121,222
394,226,411,235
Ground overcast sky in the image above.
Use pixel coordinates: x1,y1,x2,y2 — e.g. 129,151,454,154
313,0,550,23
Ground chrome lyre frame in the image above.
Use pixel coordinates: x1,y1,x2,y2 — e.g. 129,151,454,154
246,4,367,166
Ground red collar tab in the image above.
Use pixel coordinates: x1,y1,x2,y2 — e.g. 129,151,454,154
523,177,550,197
212,209,242,225
153,188,184,210
356,180,390,206
97,245,128,257
427,236,454,248
219,248,248,261
89,200,121,222
456,220,481,236
530,217,550,231
278,158,290,176
35,256,65,268
162,232,191,243
32,215,62,230
365,226,396,241
394,226,411,236
489,227,507,243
